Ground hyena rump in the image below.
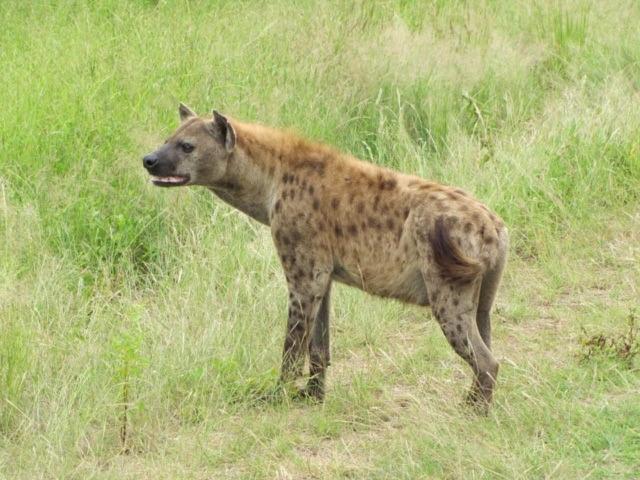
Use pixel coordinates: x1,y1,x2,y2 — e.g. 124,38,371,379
143,104,508,409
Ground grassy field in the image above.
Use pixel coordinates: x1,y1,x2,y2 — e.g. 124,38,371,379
1,0,639,478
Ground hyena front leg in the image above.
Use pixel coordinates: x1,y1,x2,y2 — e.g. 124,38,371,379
280,292,319,383
303,282,331,400
272,217,332,397
278,260,331,393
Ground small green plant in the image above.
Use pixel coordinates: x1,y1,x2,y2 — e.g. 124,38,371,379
106,305,148,454
579,309,639,367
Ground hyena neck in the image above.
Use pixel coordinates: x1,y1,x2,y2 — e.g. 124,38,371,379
207,122,280,226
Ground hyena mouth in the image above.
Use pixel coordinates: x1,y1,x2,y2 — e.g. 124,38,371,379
150,175,190,187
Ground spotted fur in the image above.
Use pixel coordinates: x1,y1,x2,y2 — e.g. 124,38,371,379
143,105,509,409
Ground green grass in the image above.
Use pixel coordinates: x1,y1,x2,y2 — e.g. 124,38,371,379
1,0,639,478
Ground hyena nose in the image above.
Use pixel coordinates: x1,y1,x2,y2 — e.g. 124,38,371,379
143,154,159,170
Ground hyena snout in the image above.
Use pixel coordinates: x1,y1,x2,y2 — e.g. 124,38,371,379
142,153,159,170
142,149,190,187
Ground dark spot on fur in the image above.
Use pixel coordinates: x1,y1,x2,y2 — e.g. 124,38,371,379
282,190,288,201
456,324,462,333
453,298,459,306
373,195,380,211
301,179,307,189
435,200,447,211
282,235,290,246
334,224,343,237
460,204,468,212
312,198,320,210
298,158,326,175
464,222,473,233
368,217,381,229
454,188,467,196
379,177,397,190
331,198,340,209
357,202,365,214
386,218,395,230
289,189,296,200
347,224,358,236
308,185,314,195
274,200,282,213
485,236,495,245
290,230,302,244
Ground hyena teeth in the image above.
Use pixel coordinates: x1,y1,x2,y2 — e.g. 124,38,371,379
151,176,185,183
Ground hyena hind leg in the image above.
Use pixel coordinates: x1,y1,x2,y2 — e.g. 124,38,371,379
432,283,499,410
475,263,505,350
476,233,508,350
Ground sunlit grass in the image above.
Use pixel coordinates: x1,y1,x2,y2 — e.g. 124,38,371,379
0,0,639,478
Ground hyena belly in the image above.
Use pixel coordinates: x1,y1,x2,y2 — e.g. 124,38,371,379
332,261,429,305
330,207,429,306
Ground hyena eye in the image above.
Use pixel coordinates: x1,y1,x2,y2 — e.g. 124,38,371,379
181,142,194,153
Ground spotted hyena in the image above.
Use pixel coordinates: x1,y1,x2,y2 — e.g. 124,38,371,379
143,104,508,409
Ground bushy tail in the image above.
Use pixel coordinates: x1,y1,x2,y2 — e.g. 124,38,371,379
429,216,483,283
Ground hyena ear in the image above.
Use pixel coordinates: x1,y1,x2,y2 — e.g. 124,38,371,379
178,103,197,122
213,110,236,153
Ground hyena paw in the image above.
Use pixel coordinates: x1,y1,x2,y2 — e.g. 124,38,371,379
463,388,491,415
294,380,325,403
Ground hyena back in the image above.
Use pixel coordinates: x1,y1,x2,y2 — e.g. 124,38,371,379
143,104,508,409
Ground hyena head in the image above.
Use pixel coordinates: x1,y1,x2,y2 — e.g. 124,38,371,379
142,103,236,187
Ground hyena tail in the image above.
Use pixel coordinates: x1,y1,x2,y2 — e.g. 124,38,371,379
429,216,483,283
